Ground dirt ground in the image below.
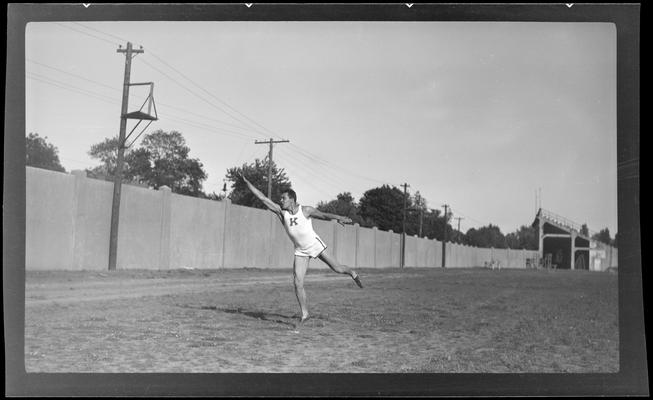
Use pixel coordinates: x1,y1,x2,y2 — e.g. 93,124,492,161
25,267,619,373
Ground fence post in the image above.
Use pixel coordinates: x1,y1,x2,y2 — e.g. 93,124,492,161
159,186,172,270
372,226,378,268
332,219,339,261
221,198,231,268
71,170,87,270
354,223,360,268
389,230,395,267
269,211,276,268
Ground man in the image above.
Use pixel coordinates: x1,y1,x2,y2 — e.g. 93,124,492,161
240,174,363,327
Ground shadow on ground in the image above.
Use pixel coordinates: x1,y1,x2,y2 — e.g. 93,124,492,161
176,303,300,327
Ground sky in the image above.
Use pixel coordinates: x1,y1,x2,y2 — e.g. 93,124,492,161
25,20,618,235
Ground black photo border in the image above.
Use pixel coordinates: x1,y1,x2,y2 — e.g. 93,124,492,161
4,3,644,397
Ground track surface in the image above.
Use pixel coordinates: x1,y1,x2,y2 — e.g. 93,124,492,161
25,267,619,373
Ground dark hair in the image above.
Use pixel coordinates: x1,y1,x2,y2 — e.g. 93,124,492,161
282,189,297,202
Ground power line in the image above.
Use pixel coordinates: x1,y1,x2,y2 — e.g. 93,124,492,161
284,143,398,190
26,67,152,109
50,22,400,193
26,73,119,105
65,22,270,142
138,56,271,139
72,22,133,45
162,113,261,141
28,58,270,139
54,22,118,47
30,68,496,231
29,71,461,226
27,58,120,92
145,45,396,189
26,70,261,145
448,207,491,228
41,23,464,217
276,147,348,197
287,143,391,186
147,51,275,139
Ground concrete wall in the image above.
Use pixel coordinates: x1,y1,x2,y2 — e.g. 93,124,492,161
25,167,553,271
589,242,619,271
26,168,76,270
117,183,165,269
169,191,226,269
333,222,357,267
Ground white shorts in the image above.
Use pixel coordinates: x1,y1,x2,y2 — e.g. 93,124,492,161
294,236,327,258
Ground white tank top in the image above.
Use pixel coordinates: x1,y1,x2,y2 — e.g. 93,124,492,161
282,206,320,249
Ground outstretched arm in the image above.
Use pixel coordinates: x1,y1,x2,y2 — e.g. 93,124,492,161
240,174,282,217
303,206,353,225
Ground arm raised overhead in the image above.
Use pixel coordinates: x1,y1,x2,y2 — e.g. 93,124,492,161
240,173,282,219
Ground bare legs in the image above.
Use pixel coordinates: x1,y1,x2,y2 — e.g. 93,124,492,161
293,256,310,321
318,251,357,278
318,252,362,288
293,252,363,322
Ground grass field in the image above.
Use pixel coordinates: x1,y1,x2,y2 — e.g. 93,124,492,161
25,267,618,373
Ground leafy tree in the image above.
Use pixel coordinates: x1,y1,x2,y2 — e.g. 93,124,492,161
505,225,539,250
26,133,66,172
465,224,507,249
87,130,208,197
87,137,120,176
407,191,432,238
225,157,292,209
418,208,451,241
87,137,148,182
505,232,519,249
612,232,618,248
580,223,589,237
317,192,366,225
358,185,410,232
592,228,612,246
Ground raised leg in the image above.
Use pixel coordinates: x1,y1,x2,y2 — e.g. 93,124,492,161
318,252,363,288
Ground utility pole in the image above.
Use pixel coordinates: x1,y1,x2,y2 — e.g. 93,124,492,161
108,42,144,271
400,183,410,268
442,204,449,268
255,138,290,199
455,217,464,243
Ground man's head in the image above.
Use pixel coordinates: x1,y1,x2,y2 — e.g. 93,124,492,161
280,189,297,211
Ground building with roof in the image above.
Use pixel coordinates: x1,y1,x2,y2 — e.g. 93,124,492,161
532,208,617,271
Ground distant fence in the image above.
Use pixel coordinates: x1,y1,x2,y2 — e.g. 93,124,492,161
26,167,539,271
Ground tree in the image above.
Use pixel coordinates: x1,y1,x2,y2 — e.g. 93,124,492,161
87,137,143,181
358,185,409,232
415,208,451,241
87,130,208,197
465,224,507,249
408,191,430,238
317,192,366,225
505,225,539,250
580,223,590,237
225,157,292,209
592,228,612,246
26,133,66,172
